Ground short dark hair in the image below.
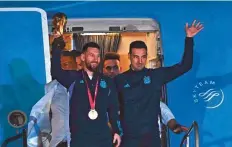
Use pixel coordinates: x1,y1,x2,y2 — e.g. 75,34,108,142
129,40,147,54
70,50,81,57
62,50,81,60
82,42,100,53
104,52,120,63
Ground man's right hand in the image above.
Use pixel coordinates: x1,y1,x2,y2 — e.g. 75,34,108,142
113,133,121,147
53,32,62,39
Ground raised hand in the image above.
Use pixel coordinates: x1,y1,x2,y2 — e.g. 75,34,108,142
185,20,204,37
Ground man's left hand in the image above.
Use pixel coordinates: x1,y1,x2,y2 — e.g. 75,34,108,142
173,124,188,134
185,20,204,37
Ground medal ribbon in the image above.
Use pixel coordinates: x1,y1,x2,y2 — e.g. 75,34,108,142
82,71,99,110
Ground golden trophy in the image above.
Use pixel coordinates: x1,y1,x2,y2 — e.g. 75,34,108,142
49,12,73,51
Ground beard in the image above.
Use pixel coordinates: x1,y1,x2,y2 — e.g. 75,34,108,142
108,74,116,78
131,64,145,71
85,61,99,72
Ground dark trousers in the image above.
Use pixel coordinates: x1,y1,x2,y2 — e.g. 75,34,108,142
121,132,161,147
70,140,112,147
70,135,113,147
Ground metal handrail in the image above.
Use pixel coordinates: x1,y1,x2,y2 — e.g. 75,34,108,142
180,121,199,147
1,128,27,147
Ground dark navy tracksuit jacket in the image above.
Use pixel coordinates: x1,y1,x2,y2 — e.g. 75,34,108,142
51,36,120,147
115,37,194,147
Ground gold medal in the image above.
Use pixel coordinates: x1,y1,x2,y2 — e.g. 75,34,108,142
82,71,100,120
88,109,98,120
